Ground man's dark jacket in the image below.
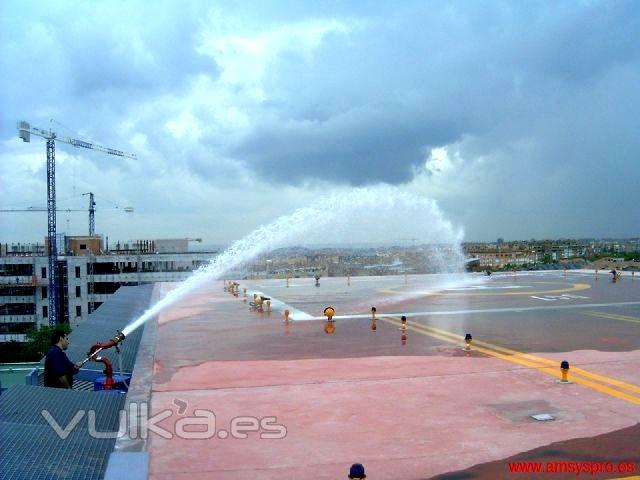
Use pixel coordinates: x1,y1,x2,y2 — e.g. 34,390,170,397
44,345,78,388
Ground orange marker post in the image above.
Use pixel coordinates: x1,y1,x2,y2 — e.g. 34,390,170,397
559,360,570,383
464,333,473,351
323,306,335,322
323,306,336,334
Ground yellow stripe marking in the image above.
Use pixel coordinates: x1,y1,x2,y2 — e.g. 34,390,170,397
411,322,640,396
379,316,640,405
418,321,640,396
586,311,640,325
396,324,640,393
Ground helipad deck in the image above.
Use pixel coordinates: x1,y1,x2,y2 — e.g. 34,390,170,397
146,271,640,479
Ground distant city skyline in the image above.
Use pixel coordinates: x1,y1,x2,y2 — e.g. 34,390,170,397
1,1,639,243
3,236,639,253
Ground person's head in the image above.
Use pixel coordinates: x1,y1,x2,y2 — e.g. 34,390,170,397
348,463,366,479
51,330,69,350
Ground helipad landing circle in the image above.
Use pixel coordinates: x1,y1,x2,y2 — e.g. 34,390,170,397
380,281,591,297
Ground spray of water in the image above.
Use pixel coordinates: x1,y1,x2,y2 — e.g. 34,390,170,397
122,185,465,336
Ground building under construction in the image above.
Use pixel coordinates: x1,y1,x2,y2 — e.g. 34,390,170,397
0,236,216,342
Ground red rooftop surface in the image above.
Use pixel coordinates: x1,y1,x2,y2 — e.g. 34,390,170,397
145,272,640,479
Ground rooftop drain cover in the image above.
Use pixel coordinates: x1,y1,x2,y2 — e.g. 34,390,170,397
530,413,555,421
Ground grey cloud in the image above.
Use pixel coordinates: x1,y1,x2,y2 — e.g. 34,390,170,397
514,2,640,84
0,1,218,137
228,1,640,190
2,0,639,242
234,105,464,184
67,18,217,97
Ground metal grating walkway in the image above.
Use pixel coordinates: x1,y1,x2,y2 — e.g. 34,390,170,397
0,385,126,480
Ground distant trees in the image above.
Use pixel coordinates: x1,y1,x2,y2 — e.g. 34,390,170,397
586,252,640,262
0,323,71,362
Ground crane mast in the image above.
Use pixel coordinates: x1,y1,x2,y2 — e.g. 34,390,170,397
17,121,135,325
84,192,96,236
46,139,57,325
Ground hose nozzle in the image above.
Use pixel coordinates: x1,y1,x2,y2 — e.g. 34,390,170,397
113,330,125,345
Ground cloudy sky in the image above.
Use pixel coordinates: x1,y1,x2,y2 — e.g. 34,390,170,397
1,0,638,245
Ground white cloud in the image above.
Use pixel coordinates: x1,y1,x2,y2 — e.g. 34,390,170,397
199,18,351,101
1,1,639,244
165,111,202,141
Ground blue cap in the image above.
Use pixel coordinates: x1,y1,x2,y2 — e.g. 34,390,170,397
349,463,366,479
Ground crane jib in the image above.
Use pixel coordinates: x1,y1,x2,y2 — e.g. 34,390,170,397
70,139,126,157
72,139,93,149
106,148,125,157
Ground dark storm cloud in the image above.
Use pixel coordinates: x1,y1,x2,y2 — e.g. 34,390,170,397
230,1,640,186
66,10,216,97
234,105,464,184
516,2,640,83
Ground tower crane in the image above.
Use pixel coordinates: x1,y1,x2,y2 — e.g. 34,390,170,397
80,192,133,236
17,121,136,325
85,192,96,236
0,195,134,236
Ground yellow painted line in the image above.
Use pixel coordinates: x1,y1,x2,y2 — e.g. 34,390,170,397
586,311,640,324
395,320,640,396
379,316,640,405
385,316,640,404
586,311,640,320
416,321,640,396
379,282,591,297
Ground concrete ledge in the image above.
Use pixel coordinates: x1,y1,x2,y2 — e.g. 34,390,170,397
113,283,162,453
104,452,149,480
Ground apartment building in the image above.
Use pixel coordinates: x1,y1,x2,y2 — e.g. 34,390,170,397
0,237,216,342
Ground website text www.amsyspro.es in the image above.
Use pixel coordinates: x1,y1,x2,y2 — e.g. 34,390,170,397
508,461,637,476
